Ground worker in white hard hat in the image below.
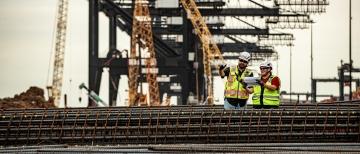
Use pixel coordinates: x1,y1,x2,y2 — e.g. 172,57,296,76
252,61,281,108
219,51,254,109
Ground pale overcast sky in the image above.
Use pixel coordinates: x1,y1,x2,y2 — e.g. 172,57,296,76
0,0,359,107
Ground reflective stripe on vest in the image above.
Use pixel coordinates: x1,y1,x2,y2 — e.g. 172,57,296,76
224,67,251,99
224,90,248,98
252,75,280,106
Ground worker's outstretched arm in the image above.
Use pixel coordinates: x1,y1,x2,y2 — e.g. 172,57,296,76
218,64,226,77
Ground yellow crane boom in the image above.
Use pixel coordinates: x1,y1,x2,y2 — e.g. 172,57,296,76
180,0,224,104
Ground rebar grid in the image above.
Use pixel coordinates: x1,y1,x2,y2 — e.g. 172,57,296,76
2,143,360,153
1,104,360,146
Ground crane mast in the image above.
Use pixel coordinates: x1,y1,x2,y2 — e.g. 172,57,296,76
49,0,68,107
180,0,224,105
128,0,160,106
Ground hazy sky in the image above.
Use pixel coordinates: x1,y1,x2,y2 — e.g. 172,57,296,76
0,0,359,107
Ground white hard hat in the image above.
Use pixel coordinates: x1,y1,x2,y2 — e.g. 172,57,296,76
238,52,251,62
260,61,272,68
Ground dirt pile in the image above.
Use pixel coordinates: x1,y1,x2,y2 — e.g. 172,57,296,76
319,96,337,103
0,87,55,109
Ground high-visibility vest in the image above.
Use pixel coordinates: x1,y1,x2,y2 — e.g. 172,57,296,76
252,75,280,106
224,67,252,99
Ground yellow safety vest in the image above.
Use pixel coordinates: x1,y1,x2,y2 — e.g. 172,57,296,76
224,67,252,99
252,75,280,106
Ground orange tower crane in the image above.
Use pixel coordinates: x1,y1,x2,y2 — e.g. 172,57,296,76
128,0,160,106
180,0,224,105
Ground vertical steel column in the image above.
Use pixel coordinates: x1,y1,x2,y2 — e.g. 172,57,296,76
349,0,352,101
289,46,292,103
181,9,205,105
109,74,120,106
339,65,345,101
311,79,317,102
109,15,117,51
109,15,120,106
197,47,204,102
196,47,204,102
180,10,193,105
310,22,314,103
89,0,102,107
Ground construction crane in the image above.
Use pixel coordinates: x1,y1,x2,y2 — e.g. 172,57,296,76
47,0,69,107
180,0,224,105
128,0,160,106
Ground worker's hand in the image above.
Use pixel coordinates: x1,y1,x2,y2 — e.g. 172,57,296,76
264,82,272,87
245,85,253,93
219,64,227,70
242,82,248,89
256,79,264,86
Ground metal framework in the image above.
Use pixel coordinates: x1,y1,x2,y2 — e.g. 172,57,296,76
275,0,329,13
258,33,295,46
266,15,312,29
1,104,360,146
49,0,69,107
88,0,329,106
128,0,160,106
180,0,225,105
311,63,360,102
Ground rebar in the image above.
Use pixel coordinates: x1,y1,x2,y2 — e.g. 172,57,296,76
1,104,359,146
2,143,360,153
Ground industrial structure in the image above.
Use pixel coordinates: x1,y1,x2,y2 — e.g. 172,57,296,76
312,62,360,102
88,0,330,106
128,0,161,106
2,0,360,153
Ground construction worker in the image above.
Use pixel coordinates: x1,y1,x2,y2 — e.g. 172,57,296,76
219,52,254,109
252,62,281,108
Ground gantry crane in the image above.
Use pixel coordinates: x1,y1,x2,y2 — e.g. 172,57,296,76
128,0,160,106
47,0,68,107
180,0,224,105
